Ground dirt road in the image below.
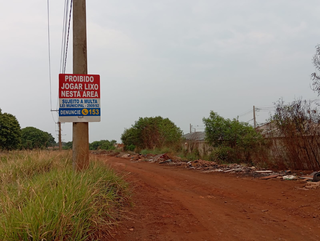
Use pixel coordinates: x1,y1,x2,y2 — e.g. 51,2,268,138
102,155,320,241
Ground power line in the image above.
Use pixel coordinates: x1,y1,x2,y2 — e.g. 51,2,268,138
46,0,57,124
60,0,73,74
64,0,73,73
256,106,274,111
57,0,73,151
47,1,73,148
60,0,68,73
57,0,73,112
238,109,252,117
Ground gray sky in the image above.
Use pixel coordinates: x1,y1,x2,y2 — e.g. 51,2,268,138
1,0,319,143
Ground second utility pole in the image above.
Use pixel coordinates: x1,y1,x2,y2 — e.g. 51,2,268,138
73,0,89,170
253,105,257,128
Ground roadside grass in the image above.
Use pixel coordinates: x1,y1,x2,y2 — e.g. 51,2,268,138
0,151,128,240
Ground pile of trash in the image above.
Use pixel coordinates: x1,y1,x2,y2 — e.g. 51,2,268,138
114,152,320,188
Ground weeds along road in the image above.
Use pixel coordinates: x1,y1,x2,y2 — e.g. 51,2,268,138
100,155,320,241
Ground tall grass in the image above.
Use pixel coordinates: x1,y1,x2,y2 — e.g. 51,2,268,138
0,151,128,240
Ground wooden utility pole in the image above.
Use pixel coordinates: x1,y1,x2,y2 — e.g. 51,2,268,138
72,0,89,170
253,105,257,128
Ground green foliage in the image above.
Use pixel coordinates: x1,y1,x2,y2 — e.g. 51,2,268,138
89,140,117,150
209,146,238,163
121,128,139,150
63,141,73,150
121,116,183,150
203,111,264,163
184,149,201,161
0,151,128,240
126,144,136,152
0,109,21,150
21,127,55,150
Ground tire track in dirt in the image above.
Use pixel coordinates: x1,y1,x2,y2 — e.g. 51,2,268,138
101,156,320,241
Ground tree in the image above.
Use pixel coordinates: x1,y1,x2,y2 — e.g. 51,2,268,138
121,116,183,150
63,141,73,150
311,45,320,94
203,111,263,163
21,127,55,149
0,109,21,150
89,140,117,150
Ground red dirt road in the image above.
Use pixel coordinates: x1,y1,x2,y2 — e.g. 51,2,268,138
102,156,320,241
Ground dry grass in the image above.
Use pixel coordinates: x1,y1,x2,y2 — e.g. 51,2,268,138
0,150,128,240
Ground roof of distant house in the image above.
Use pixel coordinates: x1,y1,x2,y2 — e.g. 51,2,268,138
183,132,206,141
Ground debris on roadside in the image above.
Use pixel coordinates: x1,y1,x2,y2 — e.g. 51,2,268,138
186,159,218,170
282,175,298,180
255,170,273,173
305,181,320,189
111,152,320,187
312,172,320,182
159,159,172,164
260,175,279,180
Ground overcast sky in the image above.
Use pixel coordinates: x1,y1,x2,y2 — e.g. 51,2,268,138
1,0,320,143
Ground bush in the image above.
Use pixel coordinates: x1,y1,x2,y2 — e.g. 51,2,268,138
63,141,73,150
203,111,264,163
126,144,136,152
121,116,182,150
89,140,116,150
209,146,238,164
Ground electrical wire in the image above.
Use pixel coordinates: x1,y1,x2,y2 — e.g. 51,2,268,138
47,0,57,124
57,0,73,112
46,0,73,142
57,0,73,143
59,0,68,73
238,109,252,117
60,0,73,74
64,0,73,73
256,106,274,111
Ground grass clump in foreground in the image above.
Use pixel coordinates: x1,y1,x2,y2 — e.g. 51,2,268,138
0,151,128,240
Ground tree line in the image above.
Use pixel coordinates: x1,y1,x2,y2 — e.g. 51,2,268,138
0,109,55,150
0,108,117,151
63,139,117,151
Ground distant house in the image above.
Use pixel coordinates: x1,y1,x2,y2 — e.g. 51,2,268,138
256,122,280,138
183,132,205,141
183,132,212,157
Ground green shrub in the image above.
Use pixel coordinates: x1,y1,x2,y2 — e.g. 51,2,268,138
121,116,182,150
209,146,238,164
203,111,264,164
89,140,117,150
126,144,136,152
